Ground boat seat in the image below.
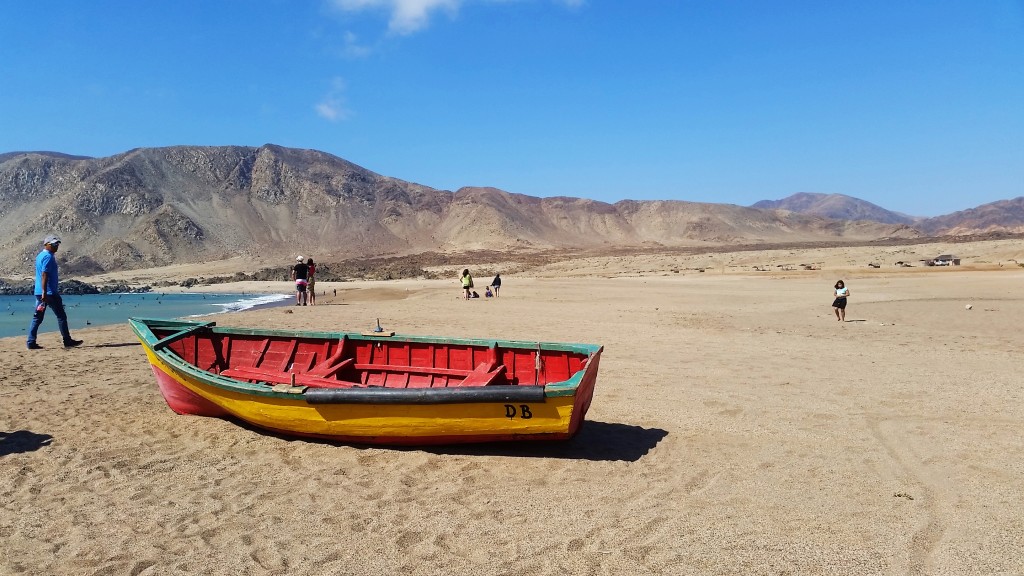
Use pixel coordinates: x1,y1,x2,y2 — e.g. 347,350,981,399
220,366,361,389
455,363,506,387
307,357,355,378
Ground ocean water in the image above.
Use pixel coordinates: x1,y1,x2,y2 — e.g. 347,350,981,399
0,292,290,340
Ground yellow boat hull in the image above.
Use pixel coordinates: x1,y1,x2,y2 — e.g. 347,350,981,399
133,318,602,445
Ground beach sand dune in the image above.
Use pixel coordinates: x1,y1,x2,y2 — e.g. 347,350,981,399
3,265,1024,575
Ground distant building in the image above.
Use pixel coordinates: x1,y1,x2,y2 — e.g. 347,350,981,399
929,254,960,266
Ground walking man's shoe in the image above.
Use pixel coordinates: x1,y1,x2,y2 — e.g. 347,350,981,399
27,342,43,350
63,339,84,348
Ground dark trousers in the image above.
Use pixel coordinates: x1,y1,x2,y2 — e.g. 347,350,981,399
27,294,71,345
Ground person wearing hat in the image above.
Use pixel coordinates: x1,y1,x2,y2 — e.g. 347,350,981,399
26,234,83,349
291,255,310,306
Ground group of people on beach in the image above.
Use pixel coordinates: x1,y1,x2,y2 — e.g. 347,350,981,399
20,232,855,350
457,271,852,320
460,270,500,300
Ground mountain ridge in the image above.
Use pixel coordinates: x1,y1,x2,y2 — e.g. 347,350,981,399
751,192,918,225
0,145,1013,276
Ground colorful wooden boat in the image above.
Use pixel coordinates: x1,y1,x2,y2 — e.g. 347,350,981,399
129,317,603,445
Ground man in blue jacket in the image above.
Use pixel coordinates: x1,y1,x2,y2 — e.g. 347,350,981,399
26,234,83,349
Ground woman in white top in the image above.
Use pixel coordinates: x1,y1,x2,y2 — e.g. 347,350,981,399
832,280,850,322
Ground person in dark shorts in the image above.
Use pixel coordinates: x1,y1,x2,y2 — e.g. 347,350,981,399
832,280,850,322
491,273,501,297
292,256,309,305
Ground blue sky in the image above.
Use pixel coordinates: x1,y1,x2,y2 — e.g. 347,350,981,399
1,1,1021,216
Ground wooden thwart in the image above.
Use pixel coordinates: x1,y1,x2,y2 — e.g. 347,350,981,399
455,363,507,387
221,360,508,390
352,358,507,387
152,321,216,351
308,357,355,378
355,363,475,378
221,366,361,389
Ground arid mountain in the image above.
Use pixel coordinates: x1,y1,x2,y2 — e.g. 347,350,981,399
0,151,91,163
754,192,1024,237
752,193,917,225
913,197,1024,236
0,144,991,276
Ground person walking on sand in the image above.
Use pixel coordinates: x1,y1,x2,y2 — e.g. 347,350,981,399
491,273,501,297
460,269,474,300
26,234,83,349
832,280,850,322
292,256,309,306
306,258,317,306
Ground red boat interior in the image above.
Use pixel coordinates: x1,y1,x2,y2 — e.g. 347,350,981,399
156,329,590,390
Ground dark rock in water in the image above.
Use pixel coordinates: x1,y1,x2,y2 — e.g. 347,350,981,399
55,280,100,295
98,281,152,294
0,279,35,295
0,277,149,295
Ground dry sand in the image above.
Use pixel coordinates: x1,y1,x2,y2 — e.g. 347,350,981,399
3,241,1024,575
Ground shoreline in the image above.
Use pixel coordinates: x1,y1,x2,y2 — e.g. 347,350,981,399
0,292,294,341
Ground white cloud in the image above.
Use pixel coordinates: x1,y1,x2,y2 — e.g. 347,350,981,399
331,0,459,35
390,0,460,34
329,0,582,36
342,31,372,58
315,78,351,122
315,101,343,121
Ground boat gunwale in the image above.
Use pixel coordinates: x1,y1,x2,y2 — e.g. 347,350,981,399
303,385,548,405
129,318,602,401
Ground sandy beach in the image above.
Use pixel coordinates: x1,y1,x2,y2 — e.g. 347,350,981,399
3,241,1024,575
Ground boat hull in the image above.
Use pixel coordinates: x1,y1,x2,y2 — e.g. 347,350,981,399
132,318,602,445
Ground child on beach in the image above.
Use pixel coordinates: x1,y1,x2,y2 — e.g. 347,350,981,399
461,269,474,299
832,280,849,322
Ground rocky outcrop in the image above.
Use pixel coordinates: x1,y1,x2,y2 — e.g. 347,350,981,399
0,278,149,295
